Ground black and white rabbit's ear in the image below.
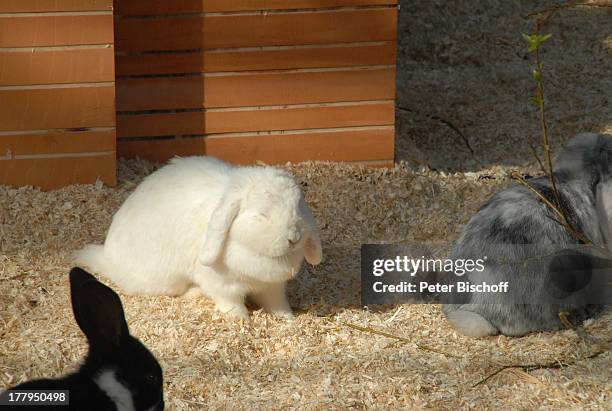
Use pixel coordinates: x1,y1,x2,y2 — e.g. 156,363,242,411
596,181,612,248
69,267,129,349
199,194,241,266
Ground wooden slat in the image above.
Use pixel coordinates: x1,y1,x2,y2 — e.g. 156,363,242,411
0,15,113,47
0,86,115,131
0,130,115,155
117,138,204,163
115,1,397,14
115,43,395,76
0,154,116,190
117,127,394,163
116,67,395,111
0,48,114,86
206,128,394,164
115,8,397,52
0,1,112,12
117,102,394,137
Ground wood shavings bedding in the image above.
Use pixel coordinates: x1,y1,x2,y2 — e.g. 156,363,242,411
1,159,609,410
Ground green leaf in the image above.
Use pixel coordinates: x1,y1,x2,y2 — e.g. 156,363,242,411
532,69,542,81
523,32,552,53
539,33,552,43
523,33,537,52
529,96,542,106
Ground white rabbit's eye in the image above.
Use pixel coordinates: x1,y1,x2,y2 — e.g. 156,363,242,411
256,212,270,220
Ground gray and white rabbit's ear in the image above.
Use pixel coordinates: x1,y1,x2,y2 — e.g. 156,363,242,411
199,195,241,266
596,180,612,249
70,267,129,349
299,197,323,265
554,133,600,174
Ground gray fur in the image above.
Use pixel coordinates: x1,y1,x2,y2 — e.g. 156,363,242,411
442,133,612,337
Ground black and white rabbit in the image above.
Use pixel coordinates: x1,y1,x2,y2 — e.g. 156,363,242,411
1,267,164,410
442,133,612,337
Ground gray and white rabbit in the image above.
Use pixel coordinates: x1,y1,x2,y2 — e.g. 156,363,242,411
442,133,612,337
1,267,164,410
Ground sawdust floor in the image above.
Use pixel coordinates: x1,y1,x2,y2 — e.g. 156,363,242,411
1,159,610,410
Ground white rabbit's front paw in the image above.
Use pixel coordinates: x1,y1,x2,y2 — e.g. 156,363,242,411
215,299,250,320
270,307,295,319
182,286,204,299
250,283,294,319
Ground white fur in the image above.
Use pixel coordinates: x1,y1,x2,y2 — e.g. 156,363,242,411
74,156,323,319
445,310,498,337
596,181,612,250
94,368,135,411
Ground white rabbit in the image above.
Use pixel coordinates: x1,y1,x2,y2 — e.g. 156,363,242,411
74,156,323,320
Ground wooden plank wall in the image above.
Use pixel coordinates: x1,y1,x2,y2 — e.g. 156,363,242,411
0,0,116,190
114,0,397,165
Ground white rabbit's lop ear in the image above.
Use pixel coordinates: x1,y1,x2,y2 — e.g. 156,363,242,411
305,231,323,265
199,196,241,266
596,180,612,250
300,197,323,265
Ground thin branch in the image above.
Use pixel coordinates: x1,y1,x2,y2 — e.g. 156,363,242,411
529,143,547,174
511,171,592,245
429,114,475,155
396,106,474,155
512,172,612,257
528,0,612,18
558,311,612,348
533,26,564,220
346,323,609,389
473,304,611,388
520,2,604,254
0,273,28,282
344,323,461,358
473,350,608,387
473,365,515,387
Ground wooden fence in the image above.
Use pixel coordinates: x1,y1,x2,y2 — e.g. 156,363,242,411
0,1,397,190
0,0,116,190
114,0,397,165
